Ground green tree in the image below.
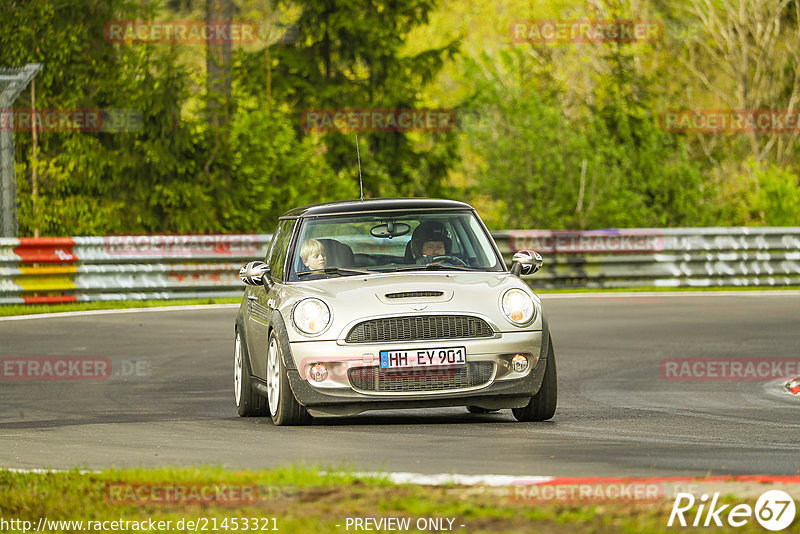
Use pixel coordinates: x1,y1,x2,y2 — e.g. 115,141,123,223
223,98,351,232
460,44,708,230
1,0,212,235
235,0,460,198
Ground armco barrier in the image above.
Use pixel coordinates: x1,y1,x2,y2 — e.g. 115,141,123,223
0,235,270,304
0,228,799,304
494,227,800,289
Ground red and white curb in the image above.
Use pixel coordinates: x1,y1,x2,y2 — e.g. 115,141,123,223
10,468,799,488
6,468,800,501
787,377,800,396
541,290,800,299
347,473,800,501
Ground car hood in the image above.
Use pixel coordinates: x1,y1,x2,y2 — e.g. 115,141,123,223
278,271,542,342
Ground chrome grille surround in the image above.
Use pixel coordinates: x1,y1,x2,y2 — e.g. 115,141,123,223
348,362,495,393
344,315,494,343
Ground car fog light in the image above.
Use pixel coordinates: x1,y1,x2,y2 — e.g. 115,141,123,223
309,363,328,382
511,354,528,373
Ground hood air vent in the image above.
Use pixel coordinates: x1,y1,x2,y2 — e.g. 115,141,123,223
385,291,444,299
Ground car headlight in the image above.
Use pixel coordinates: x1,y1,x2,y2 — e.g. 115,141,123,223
292,298,331,335
501,288,535,326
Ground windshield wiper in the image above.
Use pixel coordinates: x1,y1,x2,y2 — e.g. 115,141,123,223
296,267,375,277
391,264,476,272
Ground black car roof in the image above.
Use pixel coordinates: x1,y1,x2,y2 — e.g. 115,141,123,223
280,198,474,218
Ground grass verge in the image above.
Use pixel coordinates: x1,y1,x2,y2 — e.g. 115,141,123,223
0,466,786,533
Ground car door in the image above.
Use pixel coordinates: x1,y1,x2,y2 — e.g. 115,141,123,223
246,218,295,379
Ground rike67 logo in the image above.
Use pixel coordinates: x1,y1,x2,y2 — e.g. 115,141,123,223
668,490,796,531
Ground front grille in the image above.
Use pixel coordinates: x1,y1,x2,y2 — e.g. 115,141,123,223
345,315,494,343
348,362,494,393
385,291,444,299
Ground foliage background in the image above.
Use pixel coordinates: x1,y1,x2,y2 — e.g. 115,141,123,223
1,0,799,235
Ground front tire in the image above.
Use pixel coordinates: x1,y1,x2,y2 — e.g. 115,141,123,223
234,329,269,417
512,333,557,422
266,331,312,426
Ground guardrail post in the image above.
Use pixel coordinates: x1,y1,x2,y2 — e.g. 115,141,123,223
0,63,43,237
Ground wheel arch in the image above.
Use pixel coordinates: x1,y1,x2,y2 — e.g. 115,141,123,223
538,311,553,360
234,312,254,378
269,310,297,371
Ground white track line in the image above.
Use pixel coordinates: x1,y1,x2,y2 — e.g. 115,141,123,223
7,468,800,488
343,472,554,486
2,291,798,322
1,467,550,486
0,304,239,322
1,468,97,474
540,290,800,299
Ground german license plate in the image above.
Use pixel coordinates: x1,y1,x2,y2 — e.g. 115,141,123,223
379,346,466,369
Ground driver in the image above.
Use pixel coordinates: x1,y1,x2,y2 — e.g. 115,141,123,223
409,221,453,262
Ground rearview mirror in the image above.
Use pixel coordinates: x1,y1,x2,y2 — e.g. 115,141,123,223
371,221,411,238
239,261,271,286
510,250,543,277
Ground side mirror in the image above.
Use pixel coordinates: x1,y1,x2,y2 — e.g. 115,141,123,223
239,261,271,286
510,250,543,277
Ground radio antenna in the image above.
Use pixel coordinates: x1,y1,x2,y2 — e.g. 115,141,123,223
356,134,364,201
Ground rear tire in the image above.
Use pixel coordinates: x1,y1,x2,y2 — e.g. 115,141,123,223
234,329,269,417
512,333,557,422
266,331,312,426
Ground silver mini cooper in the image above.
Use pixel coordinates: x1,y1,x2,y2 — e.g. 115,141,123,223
234,198,556,425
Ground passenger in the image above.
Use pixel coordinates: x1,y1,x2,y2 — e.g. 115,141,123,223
300,239,327,270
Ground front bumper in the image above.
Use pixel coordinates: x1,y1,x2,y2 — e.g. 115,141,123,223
284,330,548,416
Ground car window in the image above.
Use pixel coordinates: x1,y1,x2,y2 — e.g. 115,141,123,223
267,219,295,281
288,210,503,280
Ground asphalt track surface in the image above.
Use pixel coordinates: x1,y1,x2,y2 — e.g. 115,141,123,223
0,293,798,477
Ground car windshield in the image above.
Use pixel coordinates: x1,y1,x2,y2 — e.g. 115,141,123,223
288,210,503,280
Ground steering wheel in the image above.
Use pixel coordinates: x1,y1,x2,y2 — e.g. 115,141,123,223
431,255,468,267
